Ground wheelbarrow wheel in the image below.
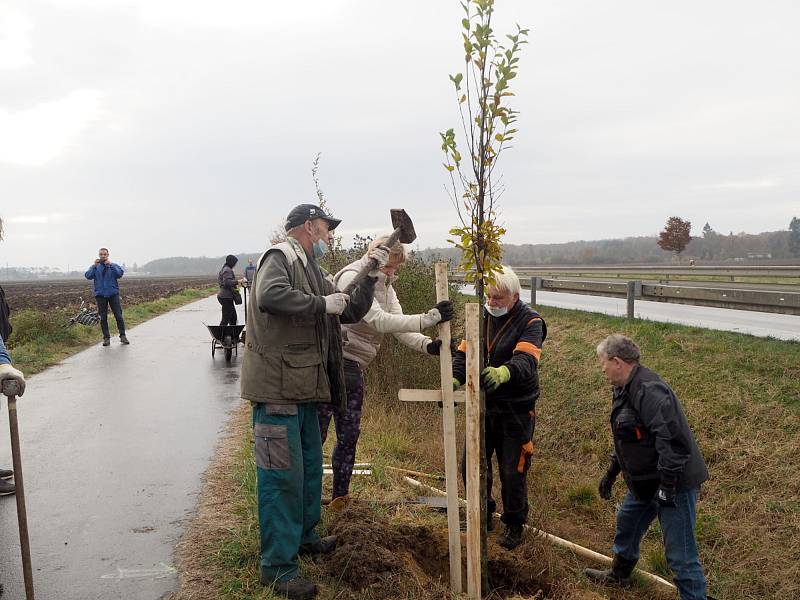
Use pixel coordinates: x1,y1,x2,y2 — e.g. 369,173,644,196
224,336,233,362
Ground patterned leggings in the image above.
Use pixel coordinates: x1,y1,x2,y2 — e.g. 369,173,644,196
317,362,364,499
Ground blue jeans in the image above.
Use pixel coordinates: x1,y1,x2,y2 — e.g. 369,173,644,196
612,487,708,600
96,294,126,338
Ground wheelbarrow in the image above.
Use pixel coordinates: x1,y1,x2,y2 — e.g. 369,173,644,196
206,324,245,362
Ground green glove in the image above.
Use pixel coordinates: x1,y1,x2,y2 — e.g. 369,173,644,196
452,378,461,391
480,365,511,391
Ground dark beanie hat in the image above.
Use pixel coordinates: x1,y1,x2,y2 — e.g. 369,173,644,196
225,254,238,268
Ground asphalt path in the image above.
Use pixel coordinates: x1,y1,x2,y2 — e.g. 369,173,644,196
463,286,800,341
0,295,243,599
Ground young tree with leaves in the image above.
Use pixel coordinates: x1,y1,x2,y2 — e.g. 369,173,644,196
658,216,692,259
441,0,528,591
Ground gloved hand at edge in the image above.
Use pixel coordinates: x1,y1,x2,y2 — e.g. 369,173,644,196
434,300,454,322
0,364,26,397
480,365,511,391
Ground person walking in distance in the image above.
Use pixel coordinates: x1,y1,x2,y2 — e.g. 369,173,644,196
85,247,129,346
217,254,240,326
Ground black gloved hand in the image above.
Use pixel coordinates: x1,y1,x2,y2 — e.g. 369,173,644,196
598,455,622,500
655,473,678,507
426,339,458,356
434,300,455,323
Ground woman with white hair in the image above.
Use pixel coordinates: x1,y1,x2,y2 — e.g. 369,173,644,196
452,265,546,550
317,235,454,502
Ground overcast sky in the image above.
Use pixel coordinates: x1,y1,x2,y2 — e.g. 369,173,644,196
1,0,798,270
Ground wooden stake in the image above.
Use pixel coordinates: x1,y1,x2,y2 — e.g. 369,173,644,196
465,302,481,599
435,262,462,593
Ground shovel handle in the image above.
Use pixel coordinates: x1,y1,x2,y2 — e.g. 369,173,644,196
4,386,35,600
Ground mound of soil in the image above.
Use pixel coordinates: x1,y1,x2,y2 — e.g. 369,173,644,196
324,504,553,599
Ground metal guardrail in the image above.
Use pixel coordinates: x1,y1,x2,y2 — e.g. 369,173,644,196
506,265,800,280
450,274,800,316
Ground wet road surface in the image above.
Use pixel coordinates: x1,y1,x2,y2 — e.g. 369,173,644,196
0,296,243,599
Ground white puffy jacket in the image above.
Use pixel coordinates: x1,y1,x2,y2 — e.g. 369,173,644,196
334,257,431,369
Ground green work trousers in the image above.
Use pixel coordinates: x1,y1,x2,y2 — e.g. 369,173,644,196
253,401,323,583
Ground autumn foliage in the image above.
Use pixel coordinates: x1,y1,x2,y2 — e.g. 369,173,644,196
658,216,692,256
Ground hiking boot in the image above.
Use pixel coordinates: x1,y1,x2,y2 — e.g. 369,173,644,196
119,335,130,345
261,573,317,600
102,338,111,347
298,535,337,556
0,468,12,480
498,523,524,550
0,478,15,496
584,554,637,587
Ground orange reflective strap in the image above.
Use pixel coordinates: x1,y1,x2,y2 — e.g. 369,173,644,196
517,440,535,473
514,341,542,361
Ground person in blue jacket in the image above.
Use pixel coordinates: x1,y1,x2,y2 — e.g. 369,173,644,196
85,247,129,346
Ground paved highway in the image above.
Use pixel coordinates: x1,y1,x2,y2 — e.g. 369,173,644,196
463,286,800,341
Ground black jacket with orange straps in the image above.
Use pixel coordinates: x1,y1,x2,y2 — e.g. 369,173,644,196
453,300,546,415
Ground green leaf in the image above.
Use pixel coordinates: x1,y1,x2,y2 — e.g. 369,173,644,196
462,18,470,29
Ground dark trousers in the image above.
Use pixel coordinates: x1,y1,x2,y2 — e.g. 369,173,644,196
218,297,237,326
461,410,535,525
96,294,126,338
317,361,364,499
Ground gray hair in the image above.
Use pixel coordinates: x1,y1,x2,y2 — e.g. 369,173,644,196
597,334,641,363
488,265,521,296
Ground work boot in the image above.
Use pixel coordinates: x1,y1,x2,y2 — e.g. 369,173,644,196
298,535,337,556
0,468,12,480
0,478,15,496
260,572,317,600
119,335,130,345
102,338,111,347
498,523,524,550
584,554,637,587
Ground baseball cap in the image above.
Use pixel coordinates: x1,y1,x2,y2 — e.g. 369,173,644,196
284,204,342,232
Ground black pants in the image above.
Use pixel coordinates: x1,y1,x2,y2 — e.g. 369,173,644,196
461,410,535,526
218,297,237,326
96,294,126,339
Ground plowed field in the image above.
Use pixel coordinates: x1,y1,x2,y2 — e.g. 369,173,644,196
2,276,217,311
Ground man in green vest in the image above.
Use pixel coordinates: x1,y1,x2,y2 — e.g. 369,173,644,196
241,204,388,600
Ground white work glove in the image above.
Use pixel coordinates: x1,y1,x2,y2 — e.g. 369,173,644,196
419,308,442,329
324,293,350,315
0,364,26,397
367,245,390,277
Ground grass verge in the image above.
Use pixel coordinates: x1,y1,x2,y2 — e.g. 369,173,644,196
176,298,799,600
7,287,216,375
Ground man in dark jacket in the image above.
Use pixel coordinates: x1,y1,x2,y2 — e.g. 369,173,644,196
84,247,128,346
240,204,387,600
452,265,546,550
586,334,712,600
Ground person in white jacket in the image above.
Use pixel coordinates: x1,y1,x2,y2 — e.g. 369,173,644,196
318,235,454,501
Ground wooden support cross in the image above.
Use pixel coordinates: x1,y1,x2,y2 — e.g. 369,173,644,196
396,263,483,597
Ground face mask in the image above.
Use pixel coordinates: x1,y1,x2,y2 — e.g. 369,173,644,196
484,302,508,318
312,238,328,259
